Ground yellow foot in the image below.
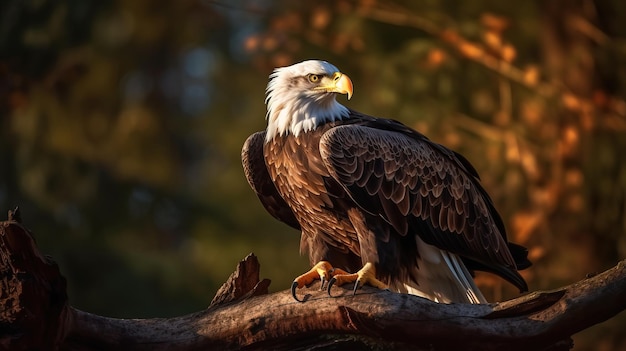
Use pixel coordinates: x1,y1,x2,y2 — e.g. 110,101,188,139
291,261,349,302
328,262,388,296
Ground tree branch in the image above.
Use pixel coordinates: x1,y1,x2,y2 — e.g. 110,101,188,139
1,210,625,350
357,2,626,121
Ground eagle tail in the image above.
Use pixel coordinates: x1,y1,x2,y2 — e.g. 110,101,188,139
395,237,487,304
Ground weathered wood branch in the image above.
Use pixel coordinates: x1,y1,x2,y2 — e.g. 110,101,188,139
1,208,625,350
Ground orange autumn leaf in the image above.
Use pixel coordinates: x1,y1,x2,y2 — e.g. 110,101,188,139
480,13,510,33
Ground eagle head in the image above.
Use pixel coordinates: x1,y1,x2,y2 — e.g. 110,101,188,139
265,60,353,141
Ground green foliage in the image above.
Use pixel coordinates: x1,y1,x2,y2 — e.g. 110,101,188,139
2,0,626,348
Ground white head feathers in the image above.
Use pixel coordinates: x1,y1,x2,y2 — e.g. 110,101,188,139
264,60,350,141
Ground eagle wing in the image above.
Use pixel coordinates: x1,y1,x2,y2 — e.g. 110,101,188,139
242,131,300,230
319,122,527,290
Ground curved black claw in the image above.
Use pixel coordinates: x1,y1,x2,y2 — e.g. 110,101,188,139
320,276,326,291
353,279,361,295
327,277,338,297
291,281,305,303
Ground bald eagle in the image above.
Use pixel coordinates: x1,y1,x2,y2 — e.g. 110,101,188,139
242,60,530,303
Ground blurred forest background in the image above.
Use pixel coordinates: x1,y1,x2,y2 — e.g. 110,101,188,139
2,0,626,349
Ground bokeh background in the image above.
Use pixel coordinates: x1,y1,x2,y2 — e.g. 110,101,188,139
2,0,626,349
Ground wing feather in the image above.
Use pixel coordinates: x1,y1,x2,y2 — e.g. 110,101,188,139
319,123,527,290
242,131,300,230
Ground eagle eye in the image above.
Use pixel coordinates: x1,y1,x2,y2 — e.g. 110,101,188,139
308,74,321,83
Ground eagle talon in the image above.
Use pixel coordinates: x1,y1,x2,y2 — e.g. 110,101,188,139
291,261,335,302
327,277,337,296
353,280,360,295
291,281,304,302
327,262,388,296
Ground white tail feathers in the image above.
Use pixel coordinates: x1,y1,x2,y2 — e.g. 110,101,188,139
392,237,487,304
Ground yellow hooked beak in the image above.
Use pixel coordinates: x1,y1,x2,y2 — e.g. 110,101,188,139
332,72,353,100
316,72,353,100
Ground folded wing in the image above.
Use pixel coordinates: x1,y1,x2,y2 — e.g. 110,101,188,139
242,131,300,230
319,123,527,291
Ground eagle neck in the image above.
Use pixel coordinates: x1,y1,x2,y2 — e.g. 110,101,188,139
265,95,349,142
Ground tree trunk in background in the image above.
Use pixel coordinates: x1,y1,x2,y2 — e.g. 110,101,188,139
540,0,598,272
541,1,626,350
